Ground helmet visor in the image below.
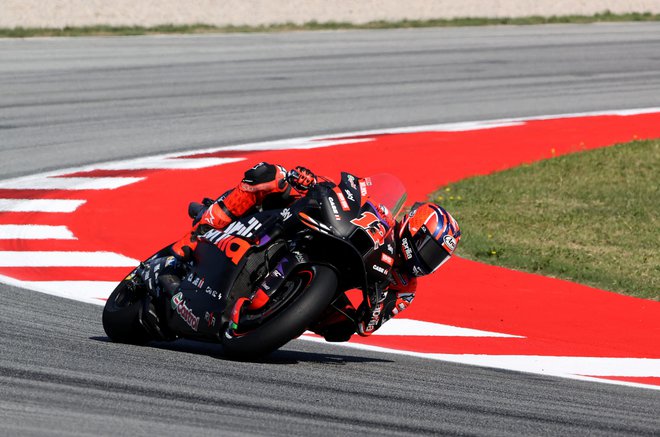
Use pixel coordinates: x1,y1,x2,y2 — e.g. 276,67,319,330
416,234,451,274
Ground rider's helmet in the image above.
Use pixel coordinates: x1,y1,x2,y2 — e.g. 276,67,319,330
398,202,461,277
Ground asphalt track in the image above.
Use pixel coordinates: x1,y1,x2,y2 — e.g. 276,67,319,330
1,23,660,435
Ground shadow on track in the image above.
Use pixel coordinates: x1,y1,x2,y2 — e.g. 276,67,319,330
90,336,392,365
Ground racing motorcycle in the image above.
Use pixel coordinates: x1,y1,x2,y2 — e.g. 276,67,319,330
102,172,407,359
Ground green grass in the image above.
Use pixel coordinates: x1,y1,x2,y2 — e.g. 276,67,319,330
434,140,660,300
1,11,659,38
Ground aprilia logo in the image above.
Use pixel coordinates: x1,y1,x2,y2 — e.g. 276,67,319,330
223,217,262,238
202,229,250,265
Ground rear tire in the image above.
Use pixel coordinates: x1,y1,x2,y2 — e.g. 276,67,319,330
102,277,152,345
222,265,338,359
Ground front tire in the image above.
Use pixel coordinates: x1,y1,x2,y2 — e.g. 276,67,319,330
222,265,338,359
102,275,152,345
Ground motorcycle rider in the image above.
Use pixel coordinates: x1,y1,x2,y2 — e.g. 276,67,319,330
142,162,461,342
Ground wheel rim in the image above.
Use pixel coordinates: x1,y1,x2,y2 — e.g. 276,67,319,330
234,269,313,333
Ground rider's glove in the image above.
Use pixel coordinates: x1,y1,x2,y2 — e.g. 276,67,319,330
287,166,317,191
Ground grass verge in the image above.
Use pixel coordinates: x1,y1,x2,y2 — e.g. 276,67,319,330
435,139,659,300
1,11,659,38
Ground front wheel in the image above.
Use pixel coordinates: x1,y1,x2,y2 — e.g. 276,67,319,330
222,265,338,359
102,274,152,345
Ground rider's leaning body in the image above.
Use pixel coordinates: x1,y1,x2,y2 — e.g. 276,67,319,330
144,162,461,342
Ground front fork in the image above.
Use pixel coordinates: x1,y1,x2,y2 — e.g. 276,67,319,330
123,267,176,341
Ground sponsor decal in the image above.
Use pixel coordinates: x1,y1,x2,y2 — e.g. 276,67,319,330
205,206,216,225
327,197,341,221
381,253,394,266
365,177,373,186
192,277,205,288
280,208,292,222
344,189,355,202
401,237,413,260
223,217,262,238
387,243,395,254
204,311,217,328
443,234,457,253
346,174,358,190
171,292,200,331
378,204,389,217
372,264,388,275
293,251,306,263
202,229,251,265
359,180,368,196
328,197,339,214
204,286,221,299
364,302,383,332
334,188,350,211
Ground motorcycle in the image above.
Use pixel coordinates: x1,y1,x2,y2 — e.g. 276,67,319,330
102,172,407,359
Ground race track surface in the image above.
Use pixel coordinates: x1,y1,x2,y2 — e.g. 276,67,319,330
2,23,660,179
1,24,660,435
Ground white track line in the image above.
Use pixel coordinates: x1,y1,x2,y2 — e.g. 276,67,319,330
1,106,657,191
0,176,144,190
0,198,86,212
6,277,117,306
424,354,660,378
218,137,372,151
301,336,660,391
96,157,245,170
0,251,138,267
0,225,76,240
20,280,117,300
371,318,523,338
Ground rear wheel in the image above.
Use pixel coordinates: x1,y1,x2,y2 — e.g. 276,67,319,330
102,274,152,345
222,265,338,359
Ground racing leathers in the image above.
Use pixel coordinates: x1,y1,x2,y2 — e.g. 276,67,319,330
168,162,416,342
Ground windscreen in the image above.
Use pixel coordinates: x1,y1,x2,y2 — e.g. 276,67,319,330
363,173,407,219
